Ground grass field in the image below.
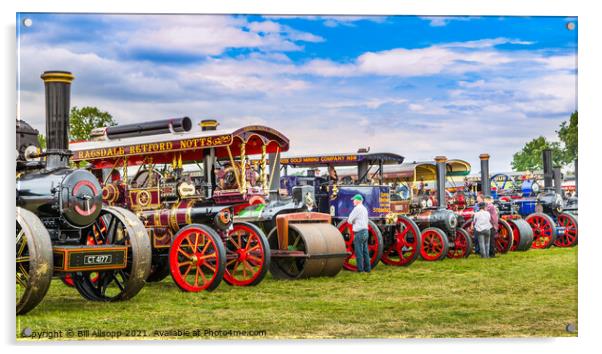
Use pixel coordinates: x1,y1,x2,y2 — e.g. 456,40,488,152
17,246,577,340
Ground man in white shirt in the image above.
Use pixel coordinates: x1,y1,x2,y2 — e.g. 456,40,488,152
472,202,493,258
348,194,371,272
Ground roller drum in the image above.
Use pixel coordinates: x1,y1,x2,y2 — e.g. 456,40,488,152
508,219,534,251
267,222,346,279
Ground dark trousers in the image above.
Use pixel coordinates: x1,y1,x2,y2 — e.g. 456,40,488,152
489,227,497,257
353,229,371,272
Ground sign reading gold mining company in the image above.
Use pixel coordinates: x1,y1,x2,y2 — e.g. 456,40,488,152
280,154,359,165
73,134,233,161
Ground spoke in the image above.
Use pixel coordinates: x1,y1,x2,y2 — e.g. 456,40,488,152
178,260,192,267
193,266,200,287
178,247,192,258
18,265,29,280
202,262,216,273
198,254,216,261
291,235,301,249
247,255,263,266
244,235,255,251
247,244,260,252
182,264,193,278
17,233,27,257
16,256,30,263
232,260,241,274
198,267,208,284
229,233,242,250
111,273,125,291
16,274,27,287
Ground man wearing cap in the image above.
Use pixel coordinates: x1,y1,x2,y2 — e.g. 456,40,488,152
348,194,371,273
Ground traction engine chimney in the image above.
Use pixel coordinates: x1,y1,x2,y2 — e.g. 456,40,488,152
41,70,74,169
542,149,553,190
434,155,447,209
479,153,490,197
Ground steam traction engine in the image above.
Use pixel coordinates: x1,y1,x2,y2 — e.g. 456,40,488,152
488,149,577,249
16,71,151,314
277,152,423,270
71,119,345,289
458,154,534,253
387,157,472,261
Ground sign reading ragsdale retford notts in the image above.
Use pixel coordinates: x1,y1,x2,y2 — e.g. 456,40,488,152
73,134,233,161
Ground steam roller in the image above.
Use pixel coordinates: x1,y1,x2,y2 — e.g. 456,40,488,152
266,212,347,279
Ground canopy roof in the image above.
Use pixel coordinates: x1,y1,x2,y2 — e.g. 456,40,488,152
71,125,289,168
381,159,471,181
279,152,405,167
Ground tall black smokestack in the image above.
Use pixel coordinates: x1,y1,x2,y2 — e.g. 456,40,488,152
553,167,563,195
479,153,490,197
41,71,74,169
542,149,553,190
434,156,447,209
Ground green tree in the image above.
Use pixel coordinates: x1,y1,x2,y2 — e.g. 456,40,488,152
511,136,564,171
557,111,578,164
37,134,46,149
69,106,116,141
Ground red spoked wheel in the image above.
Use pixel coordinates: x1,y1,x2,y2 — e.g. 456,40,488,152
337,220,384,272
381,216,421,266
224,222,270,286
169,224,226,292
526,213,557,249
554,213,578,247
496,219,513,254
447,228,472,259
420,227,450,261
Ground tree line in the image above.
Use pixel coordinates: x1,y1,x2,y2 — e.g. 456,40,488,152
511,111,577,172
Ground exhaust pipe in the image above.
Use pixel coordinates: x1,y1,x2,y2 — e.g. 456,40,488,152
479,153,490,197
41,70,74,169
105,117,192,140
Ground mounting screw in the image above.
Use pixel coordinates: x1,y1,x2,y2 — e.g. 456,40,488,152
565,323,576,333
21,327,32,337
23,18,33,28
566,22,575,31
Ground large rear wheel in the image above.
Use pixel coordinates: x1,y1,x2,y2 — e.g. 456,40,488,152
16,208,53,315
337,220,384,271
72,206,151,302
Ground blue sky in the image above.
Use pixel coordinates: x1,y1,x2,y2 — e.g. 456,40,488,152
16,14,577,172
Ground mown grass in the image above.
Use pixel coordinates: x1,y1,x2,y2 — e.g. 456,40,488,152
17,246,577,340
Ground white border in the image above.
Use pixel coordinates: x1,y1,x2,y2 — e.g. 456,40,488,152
2,1,600,353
